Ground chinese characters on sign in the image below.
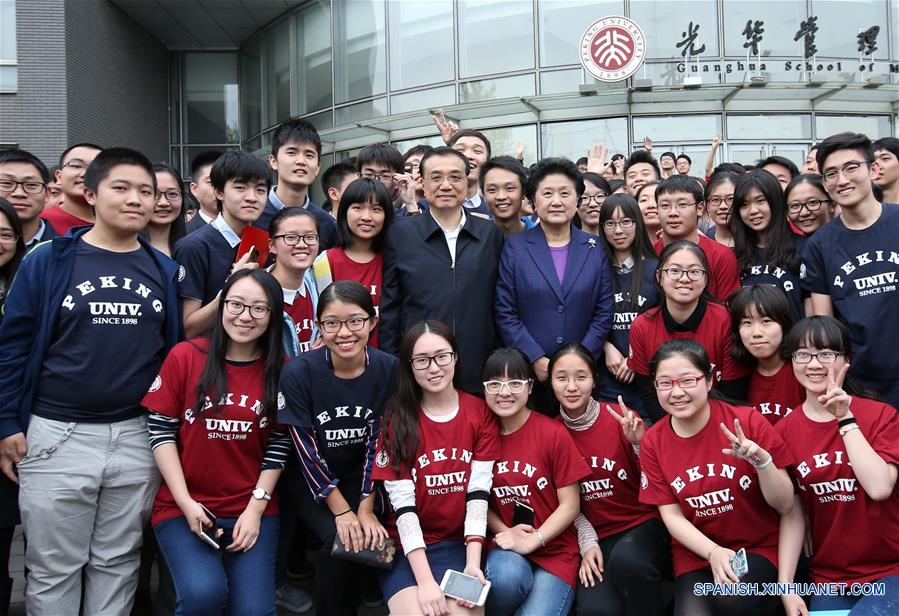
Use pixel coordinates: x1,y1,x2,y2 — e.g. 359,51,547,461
676,22,706,57
857,26,879,55
794,16,819,59
742,19,765,56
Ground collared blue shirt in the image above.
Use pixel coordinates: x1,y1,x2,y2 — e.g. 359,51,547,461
212,214,242,248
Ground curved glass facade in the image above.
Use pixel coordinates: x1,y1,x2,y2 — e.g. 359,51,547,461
169,0,899,188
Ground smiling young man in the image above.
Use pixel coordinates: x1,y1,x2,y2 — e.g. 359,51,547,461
0,149,59,247
802,132,899,408
480,156,534,236
872,137,899,205
652,175,740,301
173,151,271,338
256,118,336,250
448,129,492,216
0,148,181,615
380,146,503,393
623,150,661,198
40,143,102,234
185,149,222,234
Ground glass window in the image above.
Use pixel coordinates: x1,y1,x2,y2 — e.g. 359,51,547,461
388,0,454,89
893,1,899,60
264,20,291,126
727,114,812,140
295,1,332,114
334,0,386,103
0,0,16,93
540,69,583,95
630,0,719,59
723,0,807,57
812,1,889,59
538,0,623,66
0,67,16,93
481,125,539,166
458,0,535,77
459,74,535,103
305,110,334,132
815,115,892,140
392,135,446,156
183,53,240,144
638,60,724,86
633,114,722,144
541,118,629,161
391,85,455,115
335,98,387,125
241,38,262,142
170,53,181,144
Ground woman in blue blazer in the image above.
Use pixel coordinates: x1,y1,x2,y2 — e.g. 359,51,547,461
495,157,614,415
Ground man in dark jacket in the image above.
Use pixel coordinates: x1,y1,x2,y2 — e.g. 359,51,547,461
0,148,182,615
380,146,503,392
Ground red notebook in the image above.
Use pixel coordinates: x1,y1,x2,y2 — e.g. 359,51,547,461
237,226,270,267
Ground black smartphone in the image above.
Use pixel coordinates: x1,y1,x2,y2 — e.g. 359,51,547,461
512,501,535,527
197,503,220,549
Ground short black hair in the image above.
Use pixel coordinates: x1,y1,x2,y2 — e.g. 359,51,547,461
482,347,532,382
873,137,899,161
676,153,692,164
83,148,155,193
608,179,626,194
190,150,223,178
712,162,747,176
659,151,677,162
816,132,874,172
575,156,588,167
581,172,611,195
335,177,394,252
419,146,470,177
269,204,318,237
210,151,271,211
59,142,102,166
704,171,740,201
448,129,492,160
403,144,434,163
655,174,703,203
321,159,358,205
526,157,584,202
610,153,625,162
0,148,51,183
356,143,404,174
759,155,800,179
271,117,322,158
729,284,795,364
623,150,660,181
479,156,527,193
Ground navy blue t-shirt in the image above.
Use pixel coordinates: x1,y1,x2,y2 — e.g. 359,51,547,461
278,347,398,485
173,222,236,305
740,252,804,321
800,204,899,407
608,258,659,356
33,239,167,422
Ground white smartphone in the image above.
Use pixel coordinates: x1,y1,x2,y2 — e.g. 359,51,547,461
440,569,490,607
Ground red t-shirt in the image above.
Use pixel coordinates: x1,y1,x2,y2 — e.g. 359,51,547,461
372,391,501,545
284,288,315,353
560,406,658,539
748,362,805,425
142,340,280,527
776,398,899,584
639,400,794,576
628,301,749,384
41,204,91,235
321,248,383,347
491,412,590,587
653,234,740,301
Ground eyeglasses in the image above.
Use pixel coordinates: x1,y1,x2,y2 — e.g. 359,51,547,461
603,218,635,230
579,194,607,206
273,233,319,247
707,196,734,207
791,350,842,364
0,180,46,194
657,201,697,212
822,160,869,184
660,267,707,281
62,160,88,171
361,171,395,183
483,379,530,395
654,375,704,391
0,231,19,244
410,352,456,371
404,164,420,174
157,189,182,203
426,173,467,186
224,299,271,319
319,316,370,334
787,198,830,214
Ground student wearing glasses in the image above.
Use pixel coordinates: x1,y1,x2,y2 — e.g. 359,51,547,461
801,132,899,409
0,149,60,247
783,174,832,255
704,172,738,249
577,173,612,238
628,241,750,422
40,143,102,234
278,281,398,616
639,340,794,616
143,163,187,257
144,269,289,616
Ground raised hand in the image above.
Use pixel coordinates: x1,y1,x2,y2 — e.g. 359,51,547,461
586,144,610,174
431,109,459,144
711,134,723,149
643,136,653,151
606,396,645,446
817,363,852,419
515,141,525,161
720,418,771,468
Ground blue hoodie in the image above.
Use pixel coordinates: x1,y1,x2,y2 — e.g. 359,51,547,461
0,229,183,440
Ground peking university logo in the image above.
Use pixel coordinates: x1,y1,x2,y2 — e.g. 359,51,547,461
580,16,646,83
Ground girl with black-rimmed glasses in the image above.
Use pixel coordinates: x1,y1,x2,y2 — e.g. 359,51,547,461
783,174,832,255
278,280,398,616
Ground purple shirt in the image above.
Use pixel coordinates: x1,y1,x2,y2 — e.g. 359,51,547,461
549,243,569,284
